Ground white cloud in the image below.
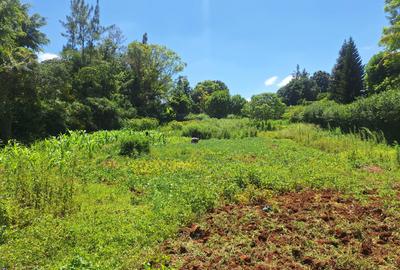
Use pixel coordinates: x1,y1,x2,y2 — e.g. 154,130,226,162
37,52,59,62
264,76,278,86
277,75,293,87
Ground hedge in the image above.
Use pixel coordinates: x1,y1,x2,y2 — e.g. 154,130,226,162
290,90,400,142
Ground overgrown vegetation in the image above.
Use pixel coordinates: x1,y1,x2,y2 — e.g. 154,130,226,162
180,119,258,140
119,136,150,157
1,0,400,269
0,120,399,269
287,89,400,142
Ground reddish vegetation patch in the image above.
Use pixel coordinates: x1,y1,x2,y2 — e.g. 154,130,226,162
102,159,118,169
363,165,384,174
161,190,400,270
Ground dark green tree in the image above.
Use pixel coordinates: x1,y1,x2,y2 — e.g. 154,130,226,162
168,76,193,120
229,95,247,116
99,25,125,61
311,71,331,93
205,90,231,118
122,41,185,118
243,93,286,120
329,38,364,103
365,51,400,94
277,66,318,105
380,0,400,51
175,76,192,96
169,92,192,121
61,0,104,64
192,80,229,113
142,33,148,45
0,0,48,142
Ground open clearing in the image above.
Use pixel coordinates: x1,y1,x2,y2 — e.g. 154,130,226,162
1,120,400,269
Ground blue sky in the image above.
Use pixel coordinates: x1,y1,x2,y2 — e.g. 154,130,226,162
30,0,387,99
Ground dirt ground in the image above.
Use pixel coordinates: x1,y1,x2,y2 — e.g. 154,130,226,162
161,190,400,270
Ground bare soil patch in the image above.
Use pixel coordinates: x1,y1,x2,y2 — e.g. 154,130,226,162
161,190,400,270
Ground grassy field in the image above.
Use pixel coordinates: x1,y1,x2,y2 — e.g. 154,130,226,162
0,119,399,269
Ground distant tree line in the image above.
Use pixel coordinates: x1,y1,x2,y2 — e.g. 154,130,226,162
1,0,398,143
284,0,400,141
0,0,252,143
277,0,399,108
277,37,365,106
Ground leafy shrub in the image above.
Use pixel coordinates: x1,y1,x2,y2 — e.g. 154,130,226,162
122,118,159,131
253,120,276,131
283,105,306,122
61,256,97,270
119,136,150,157
184,113,210,121
167,120,183,130
243,93,286,120
182,125,213,139
297,90,400,142
181,119,257,140
227,114,242,119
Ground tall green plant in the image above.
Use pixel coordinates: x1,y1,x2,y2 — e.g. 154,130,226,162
330,38,364,104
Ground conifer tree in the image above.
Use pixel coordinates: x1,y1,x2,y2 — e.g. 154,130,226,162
329,38,364,103
142,33,148,44
61,0,104,63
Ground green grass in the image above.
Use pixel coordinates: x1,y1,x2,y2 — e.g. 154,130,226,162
0,120,399,269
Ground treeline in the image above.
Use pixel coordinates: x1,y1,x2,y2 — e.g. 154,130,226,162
279,0,400,141
0,0,255,143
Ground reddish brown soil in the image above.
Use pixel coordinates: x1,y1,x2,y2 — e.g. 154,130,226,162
363,165,384,174
161,190,400,270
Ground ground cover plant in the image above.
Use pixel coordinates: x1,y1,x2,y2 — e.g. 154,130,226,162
0,119,399,269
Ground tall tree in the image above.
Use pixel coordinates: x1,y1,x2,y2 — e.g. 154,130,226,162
229,95,247,116
329,38,364,103
191,80,229,113
122,42,185,117
311,71,331,93
205,90,231,119
142,33,148,45
99,25,125,61
88,0,103,60
0,0,47,142
61,0,104,64
365,51,400,94
380,0,400,51
175,76,192,96
277,66,318,105
243,93,286,121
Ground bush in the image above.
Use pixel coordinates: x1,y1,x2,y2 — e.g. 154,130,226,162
181,125,213,139
283,106,306,122
122,118,159,131
167,120,183,130
244,93,286,120
181,119,257,140
184,113,210,121
119,136,150,157
298,90,400,142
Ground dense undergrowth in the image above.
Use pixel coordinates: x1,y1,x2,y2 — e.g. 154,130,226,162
286,89,400,142
0,119,399,269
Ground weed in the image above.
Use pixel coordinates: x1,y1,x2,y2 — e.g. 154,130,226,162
119,136,150,157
